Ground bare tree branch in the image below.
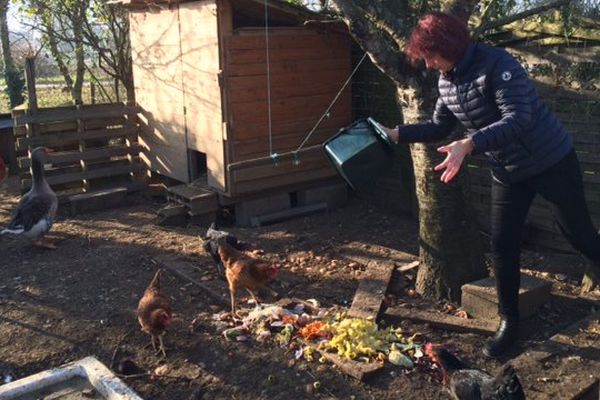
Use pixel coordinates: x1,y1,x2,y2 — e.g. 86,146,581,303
474,0,572,35
329,0,408,85
443,0,480,22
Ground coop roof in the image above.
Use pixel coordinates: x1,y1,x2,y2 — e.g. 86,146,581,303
115,0,318,22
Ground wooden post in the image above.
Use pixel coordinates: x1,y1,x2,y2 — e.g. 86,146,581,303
76,105,89,192
23,57,38,193
115,77,120,102
90,82,96,104
24,58,37,111
125,101,141,185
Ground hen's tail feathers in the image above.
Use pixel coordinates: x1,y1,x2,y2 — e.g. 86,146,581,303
205,223,241,248
494,364,526,400
435,348,471,371
203,240,226,278
149,269,163,290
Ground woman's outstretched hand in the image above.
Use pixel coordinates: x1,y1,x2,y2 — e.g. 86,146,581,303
434,138,474,183
381,126,399,144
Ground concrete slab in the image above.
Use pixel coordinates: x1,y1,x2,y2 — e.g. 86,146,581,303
297,181,348,209
0,356,142,400
461,273,552,321
250,203,327,227
235,193,290,226
69,187,128,215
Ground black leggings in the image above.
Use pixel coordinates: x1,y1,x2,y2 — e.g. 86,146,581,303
490,149,600,318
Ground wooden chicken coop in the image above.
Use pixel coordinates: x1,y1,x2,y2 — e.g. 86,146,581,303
122,0,353,199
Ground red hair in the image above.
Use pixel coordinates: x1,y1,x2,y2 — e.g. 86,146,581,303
405,12,471,65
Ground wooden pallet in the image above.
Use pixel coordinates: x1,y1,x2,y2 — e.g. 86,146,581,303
12,103,147,204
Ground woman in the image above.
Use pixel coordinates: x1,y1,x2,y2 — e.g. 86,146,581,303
382,12,600,357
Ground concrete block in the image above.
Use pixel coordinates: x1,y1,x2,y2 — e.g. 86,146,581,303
235,193,291,226
297,181,348,209
250,202,327,227
69,187,128,215
189,211,217,227
461,274,552,321
156,204,187,227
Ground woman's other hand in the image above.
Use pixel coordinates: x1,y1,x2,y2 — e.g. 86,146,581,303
434,138,474,183
382,126,399,144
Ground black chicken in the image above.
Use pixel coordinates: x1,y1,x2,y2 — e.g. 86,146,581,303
202,222,244,279
426,344,526,400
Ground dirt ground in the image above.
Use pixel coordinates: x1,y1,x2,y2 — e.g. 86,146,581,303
0,175,598,400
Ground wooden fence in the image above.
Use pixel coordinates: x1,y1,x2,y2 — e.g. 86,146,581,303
467,90,600,252
12,102,146,202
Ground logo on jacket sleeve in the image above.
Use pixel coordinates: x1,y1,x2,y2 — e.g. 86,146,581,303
501,71,512,81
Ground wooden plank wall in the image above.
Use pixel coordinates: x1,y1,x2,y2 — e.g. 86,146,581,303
129,5,189,183
179,0,225,191
467,91,600,252
224,28,352,194
12,103,146,200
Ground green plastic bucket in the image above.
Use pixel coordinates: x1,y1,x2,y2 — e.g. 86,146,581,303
323,118,394,190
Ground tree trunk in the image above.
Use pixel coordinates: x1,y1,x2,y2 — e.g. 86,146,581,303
329,0,487,302
410,142,486,299
71,0,89,105
0,0,24,108
399,81,486,301
43,15,74,98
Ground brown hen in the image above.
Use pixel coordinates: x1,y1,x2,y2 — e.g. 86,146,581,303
217,240,279,316
137,269,172,357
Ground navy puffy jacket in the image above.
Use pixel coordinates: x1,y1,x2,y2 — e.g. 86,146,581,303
400,43,573,184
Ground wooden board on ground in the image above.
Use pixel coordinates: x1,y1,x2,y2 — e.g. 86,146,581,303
151,254,229,308
343,248,416,270
385,306,498,336
347,260,395,320
510,310,600,400
316,349,384,382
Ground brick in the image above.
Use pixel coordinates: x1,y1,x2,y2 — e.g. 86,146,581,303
461,274,552,321
297,181,348,209
235,193,290,226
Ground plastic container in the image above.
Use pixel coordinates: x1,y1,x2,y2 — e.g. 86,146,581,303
323,117,394,190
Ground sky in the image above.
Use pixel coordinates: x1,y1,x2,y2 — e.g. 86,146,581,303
7,4,27,33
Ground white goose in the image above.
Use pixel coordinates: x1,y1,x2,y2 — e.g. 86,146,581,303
1,147,58,249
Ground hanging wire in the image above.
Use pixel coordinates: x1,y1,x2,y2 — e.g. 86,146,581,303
260,1,369,166
294,52,368,154
264,0,274,157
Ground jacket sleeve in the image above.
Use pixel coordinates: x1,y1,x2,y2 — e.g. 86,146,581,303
470,54,533,155
398,96,457,143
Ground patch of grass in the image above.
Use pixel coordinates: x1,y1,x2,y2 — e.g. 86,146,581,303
0,83,128,114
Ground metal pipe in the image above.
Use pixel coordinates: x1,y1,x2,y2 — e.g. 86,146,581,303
227,143,324,171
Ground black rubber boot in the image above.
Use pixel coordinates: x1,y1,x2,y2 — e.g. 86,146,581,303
483,317,519,358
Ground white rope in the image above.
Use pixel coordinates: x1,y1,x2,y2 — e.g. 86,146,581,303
264,0,274,158
294,52,368,153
